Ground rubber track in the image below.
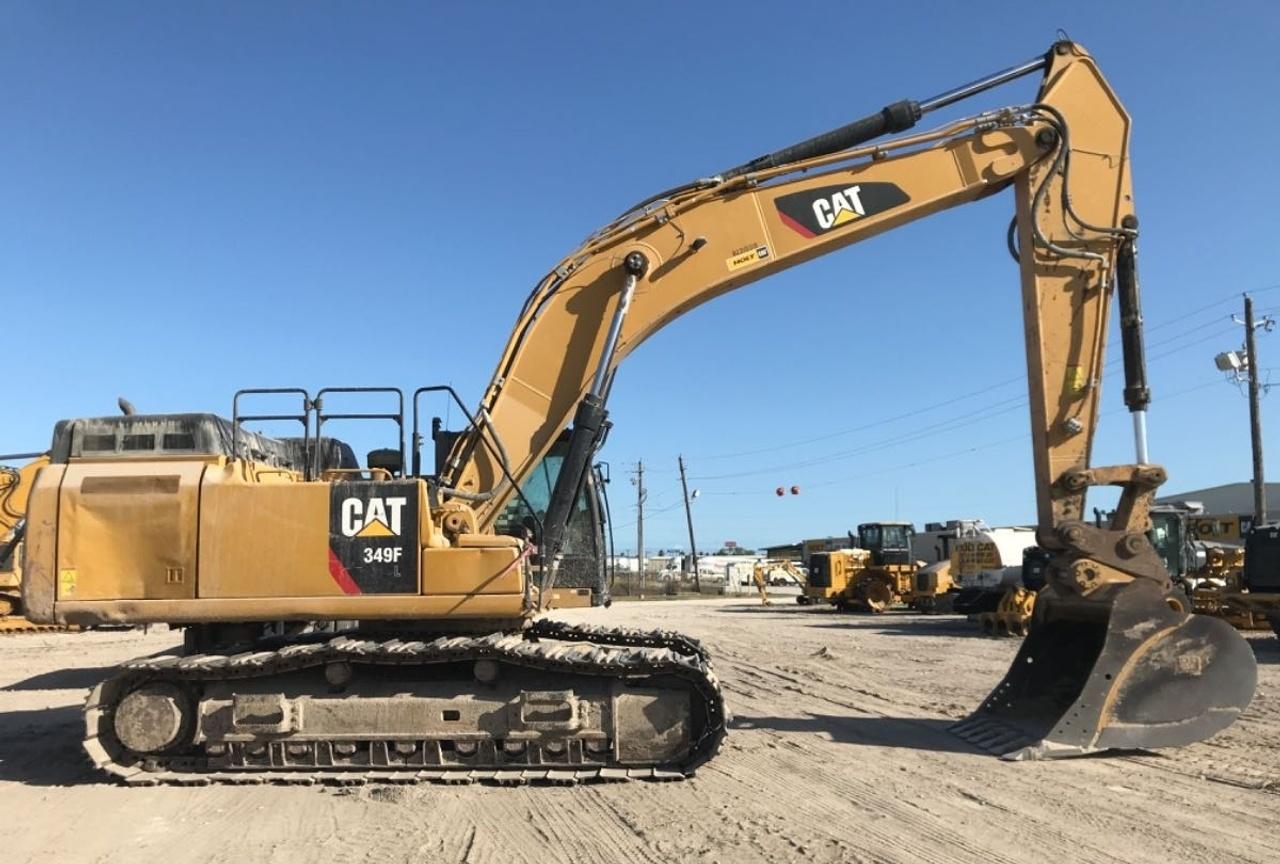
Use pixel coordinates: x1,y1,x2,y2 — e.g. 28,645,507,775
84,622,726,787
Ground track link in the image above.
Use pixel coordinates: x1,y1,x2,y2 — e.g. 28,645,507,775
85,623,726,786
0,617,75,635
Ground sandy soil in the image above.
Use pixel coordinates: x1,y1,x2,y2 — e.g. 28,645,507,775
2,598,1277,864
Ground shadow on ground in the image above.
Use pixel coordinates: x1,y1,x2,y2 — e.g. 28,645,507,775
3,666,118,692
805,617,986,638
712,604,813,616
1251,636,1280,664
0,705,98,786
730,712,981,754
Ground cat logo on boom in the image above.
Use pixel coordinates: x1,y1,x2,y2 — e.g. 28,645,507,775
774,181,911,239
340,496,407,538
813,186,866,229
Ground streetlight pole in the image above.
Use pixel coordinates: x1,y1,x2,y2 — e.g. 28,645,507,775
678,455,700,593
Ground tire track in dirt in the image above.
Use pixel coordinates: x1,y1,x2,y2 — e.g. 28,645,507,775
5,605,1277,864
701,722,1037,864
519,787,667,864
695,604,1279,864
719,671,1262,864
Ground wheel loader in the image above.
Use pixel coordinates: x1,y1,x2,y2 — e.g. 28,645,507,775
806,522,951,612
20,41,1257,783
804,546,873,608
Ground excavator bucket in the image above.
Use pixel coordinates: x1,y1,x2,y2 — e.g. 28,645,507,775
952,580,1257,759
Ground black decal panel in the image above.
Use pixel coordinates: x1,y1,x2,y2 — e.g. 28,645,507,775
328,482,419,594
774,182,910,238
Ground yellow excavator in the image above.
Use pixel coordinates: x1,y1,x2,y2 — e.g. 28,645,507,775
21,41,1257,783
750,559,808,605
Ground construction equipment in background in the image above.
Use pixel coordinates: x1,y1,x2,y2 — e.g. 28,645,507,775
846,521,948,613
1186,546,1266,629
804,523,953,613
804,547,873,607
750,559,807,605
23,42,1259,781
835,522,917,612
1188,512,1251,545
973,547,1052,637
1138,503,1267,629
908,520,971,609
912,519,975,566
912,559,954,613
950,523,1038,626
1222,523,1280,638
977,505,1258,639
1,453,53,632
951,524,1037,615
977,587,1037,637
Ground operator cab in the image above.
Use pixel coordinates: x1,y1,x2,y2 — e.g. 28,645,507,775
856,521,915,566
1148,509,1187,581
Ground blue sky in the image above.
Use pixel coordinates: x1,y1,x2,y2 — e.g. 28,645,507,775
4,2,1279,551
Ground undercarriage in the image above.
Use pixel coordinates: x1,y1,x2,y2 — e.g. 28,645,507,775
86,620,725,785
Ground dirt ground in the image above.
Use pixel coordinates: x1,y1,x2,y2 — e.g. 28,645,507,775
2,597,1277,864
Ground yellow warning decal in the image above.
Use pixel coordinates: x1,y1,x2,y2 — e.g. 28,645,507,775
725,244,771,272
1065,366,1087,395
355,518,395,538
58,568,77,598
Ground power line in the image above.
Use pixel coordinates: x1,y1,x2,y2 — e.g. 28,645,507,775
690,394,1027,481
686,288,1278,465
698,378,1223,497
1143,285,1280,334
688,327,1218,483
689,374,1024,462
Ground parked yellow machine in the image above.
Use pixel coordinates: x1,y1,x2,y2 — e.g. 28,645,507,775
1222,523,1280,638
21,41,1258,781
751,559,808,605
0,453,50,629
802,547,873,606
1187,546,1268,629
807,523,952,613
949,525,1040,635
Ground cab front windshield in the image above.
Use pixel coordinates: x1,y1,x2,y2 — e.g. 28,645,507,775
493,446,597,558
1148,514,1183,577
859,524,911,550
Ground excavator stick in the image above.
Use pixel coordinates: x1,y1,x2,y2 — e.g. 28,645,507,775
953,581,1257,759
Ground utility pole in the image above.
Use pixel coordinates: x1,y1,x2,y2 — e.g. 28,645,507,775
678,455,700,592
634,461,646,588
1245,295,1268,522
1218,294,1274,524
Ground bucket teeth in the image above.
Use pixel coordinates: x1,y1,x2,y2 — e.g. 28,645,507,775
948,716,1033,756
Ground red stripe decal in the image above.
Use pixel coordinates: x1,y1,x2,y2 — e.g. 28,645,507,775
327,548,363,595
777,210,816,238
